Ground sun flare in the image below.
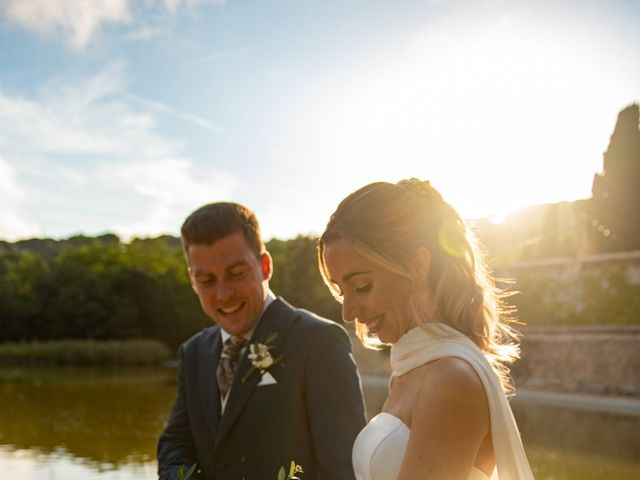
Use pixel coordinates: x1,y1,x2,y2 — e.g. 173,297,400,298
284,3,636,228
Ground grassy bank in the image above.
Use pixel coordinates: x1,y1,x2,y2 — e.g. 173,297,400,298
0,339,172,366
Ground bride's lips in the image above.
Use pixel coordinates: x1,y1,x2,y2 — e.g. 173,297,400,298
363,315,383,335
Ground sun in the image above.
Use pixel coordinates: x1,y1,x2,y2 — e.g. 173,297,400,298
284,2,635,230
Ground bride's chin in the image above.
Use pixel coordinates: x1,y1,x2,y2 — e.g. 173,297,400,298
365,316,384,336
366,329,381,340
365,330,382,342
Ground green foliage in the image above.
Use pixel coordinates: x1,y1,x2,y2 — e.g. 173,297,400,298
3,230,636,347
0,235,207,348
507,263,640,326
0,339,171,366
0,233,343,349
267,236,341,321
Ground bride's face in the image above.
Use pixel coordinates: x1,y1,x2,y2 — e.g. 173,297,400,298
323,238,416,344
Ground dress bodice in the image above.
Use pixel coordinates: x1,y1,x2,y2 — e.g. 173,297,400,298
352,412,491,480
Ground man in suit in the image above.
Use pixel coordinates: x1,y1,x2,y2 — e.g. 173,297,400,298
158,202,366,480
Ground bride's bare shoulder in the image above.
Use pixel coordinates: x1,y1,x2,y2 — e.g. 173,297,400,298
416,356,487,407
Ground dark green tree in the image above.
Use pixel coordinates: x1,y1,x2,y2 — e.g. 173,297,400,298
268,235,342,322
0,233,342,346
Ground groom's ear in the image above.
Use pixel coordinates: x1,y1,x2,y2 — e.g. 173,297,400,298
187,267,198,292
261,251,273,281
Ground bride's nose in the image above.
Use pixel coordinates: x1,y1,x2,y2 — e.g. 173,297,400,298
341,294,361,323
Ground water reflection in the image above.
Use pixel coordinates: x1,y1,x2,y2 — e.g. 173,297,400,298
0,367,639,479
512,399,640,479
0,367,175,473
0,447,157,480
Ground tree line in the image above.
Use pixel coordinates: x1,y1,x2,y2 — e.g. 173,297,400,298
0,235,341,348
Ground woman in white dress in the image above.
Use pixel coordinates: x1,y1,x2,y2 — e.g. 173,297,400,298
318,179,534,480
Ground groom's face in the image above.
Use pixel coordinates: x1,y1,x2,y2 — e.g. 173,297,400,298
187,231,272,337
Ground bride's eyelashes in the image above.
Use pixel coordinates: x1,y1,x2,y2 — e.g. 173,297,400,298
354,282,373,294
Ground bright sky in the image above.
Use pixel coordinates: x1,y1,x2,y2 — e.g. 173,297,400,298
0,0,638,241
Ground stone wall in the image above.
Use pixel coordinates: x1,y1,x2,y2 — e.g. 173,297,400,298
496,250,640,327
512,326,640,397
352,326,640,399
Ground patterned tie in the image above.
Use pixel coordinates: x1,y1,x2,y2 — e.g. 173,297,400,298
216,336,247,400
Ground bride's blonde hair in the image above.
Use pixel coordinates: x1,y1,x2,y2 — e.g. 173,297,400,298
318,178,520,390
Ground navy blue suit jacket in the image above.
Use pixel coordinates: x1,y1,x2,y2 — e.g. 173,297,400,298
157,297,366,480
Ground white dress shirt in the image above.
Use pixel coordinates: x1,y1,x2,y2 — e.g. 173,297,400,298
219,290,276,412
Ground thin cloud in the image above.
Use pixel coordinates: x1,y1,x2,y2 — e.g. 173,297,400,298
2,0,131,50
123,93,226,135
164,0,225,14
104,157,235,206
0,63,169,157
0,155,24,203
0,65,237,240
103,157,237,239
0,0,225,50
121,25,165,42
190,46,252,65
0,155,41,240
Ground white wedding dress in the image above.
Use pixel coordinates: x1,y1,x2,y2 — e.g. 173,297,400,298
352,323,534,480
353,412,491,480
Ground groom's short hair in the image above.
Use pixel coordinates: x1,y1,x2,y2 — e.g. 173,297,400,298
181,202,264,258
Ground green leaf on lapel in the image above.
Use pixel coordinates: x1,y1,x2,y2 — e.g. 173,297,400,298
264,331,279,344
241,365,257,383
277,466,286,480
176,463,196,480
185,463,197,479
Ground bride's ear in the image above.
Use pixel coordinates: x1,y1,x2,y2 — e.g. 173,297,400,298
408,246,435,322
410,246,431,283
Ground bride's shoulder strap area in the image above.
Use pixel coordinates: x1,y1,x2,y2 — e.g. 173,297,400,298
390,323,486,377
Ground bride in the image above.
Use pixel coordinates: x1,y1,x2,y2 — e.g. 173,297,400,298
318,179,534,480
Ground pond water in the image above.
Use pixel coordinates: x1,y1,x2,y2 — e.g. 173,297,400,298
0,367,638,479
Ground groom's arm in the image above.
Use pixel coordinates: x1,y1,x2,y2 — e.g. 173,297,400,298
304,321,366,480
157,344,199,480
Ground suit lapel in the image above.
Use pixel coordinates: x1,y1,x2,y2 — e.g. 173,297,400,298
214,298,296,447
199,327,223,444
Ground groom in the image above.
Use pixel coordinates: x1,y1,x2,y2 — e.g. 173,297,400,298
157,202,366,480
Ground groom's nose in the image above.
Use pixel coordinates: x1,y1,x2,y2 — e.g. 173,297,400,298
216,279,235,301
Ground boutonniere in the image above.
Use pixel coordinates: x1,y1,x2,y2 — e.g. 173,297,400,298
241,331,284,383
277,460,303,480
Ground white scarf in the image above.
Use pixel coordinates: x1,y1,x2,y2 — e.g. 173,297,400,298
390,323,534,480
